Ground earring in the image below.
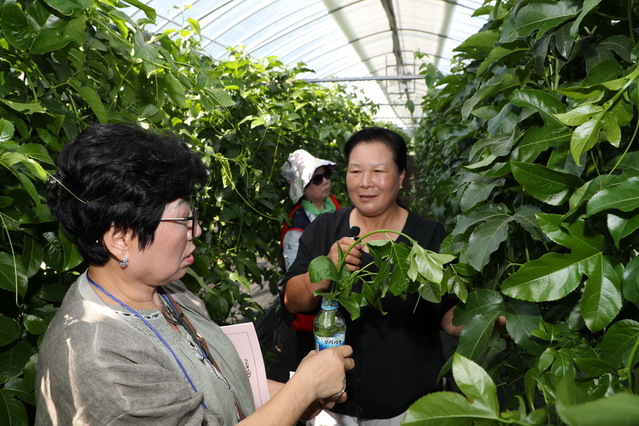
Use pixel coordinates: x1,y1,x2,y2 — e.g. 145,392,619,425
119,257,129,268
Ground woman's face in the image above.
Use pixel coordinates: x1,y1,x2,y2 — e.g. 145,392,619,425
346,142,405,217
128,198,200,286
303,166,332,204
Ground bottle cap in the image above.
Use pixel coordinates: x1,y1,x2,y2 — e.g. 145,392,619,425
321,298,338,310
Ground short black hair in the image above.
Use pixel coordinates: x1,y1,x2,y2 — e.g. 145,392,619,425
46,123,208,265
344,127,407,172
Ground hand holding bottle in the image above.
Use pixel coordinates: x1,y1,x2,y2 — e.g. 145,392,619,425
294,345,354,400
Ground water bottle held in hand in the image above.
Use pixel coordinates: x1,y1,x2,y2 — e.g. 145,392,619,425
314,298,346,351
313,227,358,351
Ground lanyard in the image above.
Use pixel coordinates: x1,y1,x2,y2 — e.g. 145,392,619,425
157,287,246,421
87,275,208,410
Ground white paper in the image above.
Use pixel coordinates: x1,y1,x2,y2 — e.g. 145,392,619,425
221,322,270,408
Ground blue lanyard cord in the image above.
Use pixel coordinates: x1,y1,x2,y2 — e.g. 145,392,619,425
86,275,208,409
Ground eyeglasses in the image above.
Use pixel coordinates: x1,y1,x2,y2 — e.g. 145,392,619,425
310,169,332,186
159,207,198,232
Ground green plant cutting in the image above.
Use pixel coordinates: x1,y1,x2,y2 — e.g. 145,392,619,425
307,229,461,320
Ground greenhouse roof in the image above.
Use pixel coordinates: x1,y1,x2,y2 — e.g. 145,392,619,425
130,0,487,131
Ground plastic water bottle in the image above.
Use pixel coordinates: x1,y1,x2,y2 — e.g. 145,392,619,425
314,298,346,351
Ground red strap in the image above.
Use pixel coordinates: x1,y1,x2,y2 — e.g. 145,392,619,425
290,313,315,333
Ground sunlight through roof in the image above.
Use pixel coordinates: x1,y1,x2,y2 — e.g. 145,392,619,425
129,0,487,131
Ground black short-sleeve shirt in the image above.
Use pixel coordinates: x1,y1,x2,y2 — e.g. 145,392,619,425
282,207,455,419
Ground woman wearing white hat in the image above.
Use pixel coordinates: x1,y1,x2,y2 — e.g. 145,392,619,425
280,149,341,272
279,149,342,371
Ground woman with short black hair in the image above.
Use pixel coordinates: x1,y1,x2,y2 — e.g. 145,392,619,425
37,123,354,425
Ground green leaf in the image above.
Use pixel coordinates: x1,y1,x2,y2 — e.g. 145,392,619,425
163,74,186,107
596,35,633,64
501,252,588,302
207,88,235,108
30,27,74,55
536,214,604,252
587,177,639,216
121,0,157,20
499,0,580,43
388,243,410,295
309,256,338,283
0,119,15,143
68,81,107,123
558,392,639,426
41,0,84,16
511,161,583,206
570,0,603,36
455,290,503,360
503,300,545,354
133,30,158,63
452,204,509,235
22,315,47,335
1,1,37,50
514,125,571,163
361,280,385,314
462,72,523,118
538,347,557,371
441,265,469,304
510,89,566,127
452,353,500,415
21,234,44,278
461,211,511,271
454,29,499,54
42,230,83,272
0,389,28,426
570,113,604,165
580,255,622,332
552,348,576,377
554,104,604,126
600,113,621,147
16,143,55,166
598,319,639,367
510,205,545,242
58,229,81,271
339,293,364,320
477,44,529,76
0,252,28,297
0,315,21,346
0,341,33,381
622,257,639,309
607,213,639,248
409,244,452,285
0,100,46,114
404,391,497,425
458,178,504,213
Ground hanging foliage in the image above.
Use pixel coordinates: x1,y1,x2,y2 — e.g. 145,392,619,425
410,0,639,423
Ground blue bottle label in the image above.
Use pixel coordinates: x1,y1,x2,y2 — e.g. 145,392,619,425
315,332,345,351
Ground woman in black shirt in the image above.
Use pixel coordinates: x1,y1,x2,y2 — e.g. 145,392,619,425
282,127,461,424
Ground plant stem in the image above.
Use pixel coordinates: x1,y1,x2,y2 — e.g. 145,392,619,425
625,334,639,392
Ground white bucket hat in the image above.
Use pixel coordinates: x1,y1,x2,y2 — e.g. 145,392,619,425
281,149,336,203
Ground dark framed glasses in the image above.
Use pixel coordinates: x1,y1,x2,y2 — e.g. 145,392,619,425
159,207,198,232
310,169,332,186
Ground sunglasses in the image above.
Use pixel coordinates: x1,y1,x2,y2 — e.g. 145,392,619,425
309,169,332,186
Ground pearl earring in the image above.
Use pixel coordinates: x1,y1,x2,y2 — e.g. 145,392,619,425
119,257,129,268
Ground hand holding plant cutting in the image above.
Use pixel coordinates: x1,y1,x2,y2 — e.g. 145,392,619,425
308,228,458,320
